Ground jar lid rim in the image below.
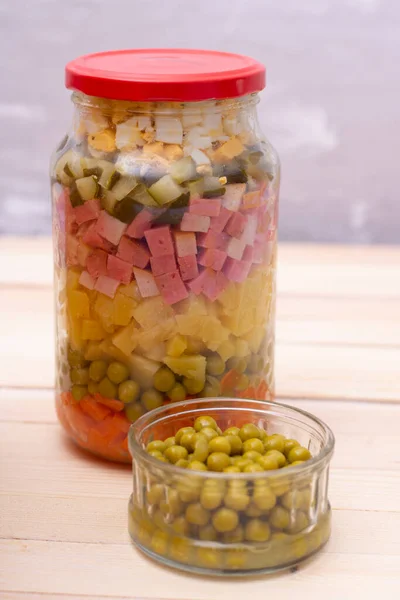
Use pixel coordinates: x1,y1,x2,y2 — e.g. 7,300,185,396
65,48,266,102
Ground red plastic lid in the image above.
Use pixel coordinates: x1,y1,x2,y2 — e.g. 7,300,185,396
65,49,266,102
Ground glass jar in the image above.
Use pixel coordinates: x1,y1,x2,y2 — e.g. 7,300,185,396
128,398,334,575
51,50,280,462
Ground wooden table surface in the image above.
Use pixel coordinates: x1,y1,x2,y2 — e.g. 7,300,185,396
1,237,400,600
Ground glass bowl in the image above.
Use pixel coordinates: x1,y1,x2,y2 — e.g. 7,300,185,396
128,398,334,576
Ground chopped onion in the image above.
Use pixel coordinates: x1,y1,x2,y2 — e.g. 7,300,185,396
155,116,183,144
116,118,144,149
187,126,212,149
190,148,211,165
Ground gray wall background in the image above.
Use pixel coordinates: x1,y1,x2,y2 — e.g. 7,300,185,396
1,0,399,243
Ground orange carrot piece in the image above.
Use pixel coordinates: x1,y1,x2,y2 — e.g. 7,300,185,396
94,393,124,412
220,369,241,394
80,397,111,422
256,380,268,400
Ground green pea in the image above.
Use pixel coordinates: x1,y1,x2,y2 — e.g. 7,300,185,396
141,389,163,411
198,426,218,442
199,524,218,541
146,484,164,505
212,508,239,533
71,384,87,403
191,434,209,463
171,516,189,536
223,426,240,437
180,432,196,451
248,354,264,374
154,367,176,392
148,450,164,459
176,478,202,502
242,450,262,462
227,356,247,373
89,360,108,382
202,382,221,397
257,454,279,471
197,547,222,569
264,434,286,453
164,445,188,464
125,402,145,423
150,530,169,556
245,502,263,518
243,463,263,473
185,503,210,526
70,367,89,385
245,519,271,542
283,438,300,457
253,485,276,511
207,452,231,472
98,377,118,399
287,446,312,463
224,488,250,511
153,509,166,529
239,423,262,442
223,465,241,473
160,490,183,517
223,524,244,543
182,377,204,395
107,361,129,384
265,449,287,468
187,460,208,472
146,440,165,452
236,374,250,391
242,438,264,454
194,416,218,432
288,460,305,467
167,383,186,402
224,435,243,455
206,354,225,376
286,511,309,534
269,506,290,530
87,381,98,395
200,484,224,510
175,426,195,445
118,379,140,404
208,436,231,455
235,458,253,471
67,348,87,368
259,429,268,441
164,436,176,449
175,458,189,468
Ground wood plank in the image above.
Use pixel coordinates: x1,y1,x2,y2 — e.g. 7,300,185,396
1,539,399,600
2,237,400,300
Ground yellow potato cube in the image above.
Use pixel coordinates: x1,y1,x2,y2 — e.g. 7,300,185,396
81,319,105,341
119,281,141,300
67,316,84,351
113,292,136,326
133,297,174,330
213,137,244,161
68,290,90,320
112,321,139,355
67,269,81,292
166,334,187,358
235,338,250,358
98,340,130,364
94,294,114,332
88,128,116,153
216,339,236,361
164,355,206,381
84,341,109,361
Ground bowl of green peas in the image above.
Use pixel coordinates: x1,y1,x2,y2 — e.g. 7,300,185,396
128,398,335,575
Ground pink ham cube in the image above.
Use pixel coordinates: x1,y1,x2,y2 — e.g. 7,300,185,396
107,254,132,285
95,275,120,298
226,237,246,260
221,183,246,212
133,267,159,298
144,226,174,257
198,248,227,271
74,199,100,225
240,214,258,246
150,254,177,276
242,245,254,263
174,231,197,257
126,209,154,240
117,236,150,269
95,211,127,246
77,243,91,268
181,213,210,233
224,258,252,283
178,255,199,281
155,271,189,305
242,190,261,210
189,197,221,217
79,270,96,290
81,222,115,252
202,269,229,302
210,206,233,233
188,269,208,296
66,234,79,267
86,249,108,279
197,230,228,250
225,212,247,238
252,240,264,264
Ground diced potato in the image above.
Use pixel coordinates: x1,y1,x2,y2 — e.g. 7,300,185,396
166,334,187,358
112,322,139,355
67,316,84,351
88,129,116,153
164,144,184,161
94,294,114,333
235,338,250,358
68,290,90,320
216,339,236,361
98,340,130,364
128,354,161,389
142,343,167,362
136,319,177,352
81,319,106,341
213,137,244,161
163,355,206,381
133,297,174,330
67,269,81,292
243,328,264,354
119,281,141,300
113,292,136,326
84,341,109,361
